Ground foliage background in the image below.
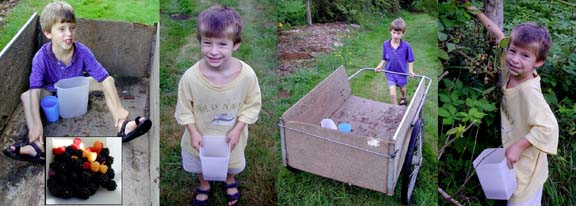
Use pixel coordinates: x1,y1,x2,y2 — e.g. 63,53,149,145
438,0,576,205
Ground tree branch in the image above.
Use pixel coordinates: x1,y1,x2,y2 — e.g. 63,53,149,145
438,187,464,206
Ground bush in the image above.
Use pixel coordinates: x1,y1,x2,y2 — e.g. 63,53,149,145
278,0,307,27
312,0,401,23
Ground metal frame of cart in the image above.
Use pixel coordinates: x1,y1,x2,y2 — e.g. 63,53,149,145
279,65,432,204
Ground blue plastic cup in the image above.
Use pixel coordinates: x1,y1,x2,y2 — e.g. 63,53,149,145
40,96,59,122
338,123,352,133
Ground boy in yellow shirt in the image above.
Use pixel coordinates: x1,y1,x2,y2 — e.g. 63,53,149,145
468,5,559,205
174,5,261,206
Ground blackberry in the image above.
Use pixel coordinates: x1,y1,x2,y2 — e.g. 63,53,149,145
106,168,115,179
100,148,110,157
75,186,92,199
105,156,114,167
106,180,117,191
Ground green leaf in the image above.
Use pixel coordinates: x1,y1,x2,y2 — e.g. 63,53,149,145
499,37,510,48
439,107,451,117
447,43,456,52
439,32,448,41
438,48,450,60
440,94,451,103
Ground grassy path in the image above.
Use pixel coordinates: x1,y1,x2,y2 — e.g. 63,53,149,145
159,0,278,205
277,13,438,205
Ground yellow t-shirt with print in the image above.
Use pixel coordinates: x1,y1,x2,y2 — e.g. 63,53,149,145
174,60,262,169
501,74,558,203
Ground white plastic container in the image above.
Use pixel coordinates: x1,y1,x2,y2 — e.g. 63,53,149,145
320,119,337,130
473,148,516,200
55,76,89,118
200,136,230,181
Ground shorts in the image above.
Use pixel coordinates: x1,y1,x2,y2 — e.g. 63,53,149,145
507,186,543,206
385,72,408,87
181,149,245,175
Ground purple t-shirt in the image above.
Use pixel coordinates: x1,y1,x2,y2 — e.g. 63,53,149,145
29,41,109,92
382,39,415,73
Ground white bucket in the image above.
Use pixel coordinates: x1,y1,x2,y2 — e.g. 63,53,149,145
473,148,516,200
200,136,230,181
54,77,89,118
320,119,337,130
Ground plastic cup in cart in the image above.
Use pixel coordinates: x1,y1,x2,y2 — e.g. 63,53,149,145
473,148,516,200
200,136,230,181
40,96,59,122
54,76,89,118
338,123,352,133
321,119,337,130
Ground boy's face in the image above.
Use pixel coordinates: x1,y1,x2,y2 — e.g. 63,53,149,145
390,30,404,41
506,43,544,78
200,35,240,69
44,22,76,51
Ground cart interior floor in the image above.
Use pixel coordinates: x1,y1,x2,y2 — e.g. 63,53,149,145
329,96,405,140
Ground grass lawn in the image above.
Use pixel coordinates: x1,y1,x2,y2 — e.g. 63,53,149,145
277,13,438,206
0,0,158,50
159,0,278,205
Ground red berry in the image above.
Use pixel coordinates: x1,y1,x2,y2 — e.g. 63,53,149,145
53,146,66,155
49,169,56,177
73,137,82,146
71,144,80,150
82,161,91,170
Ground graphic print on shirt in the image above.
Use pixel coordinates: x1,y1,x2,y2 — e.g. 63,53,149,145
195,102,243,126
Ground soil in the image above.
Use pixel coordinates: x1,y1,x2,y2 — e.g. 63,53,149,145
277,23,359,76
0,0,18,26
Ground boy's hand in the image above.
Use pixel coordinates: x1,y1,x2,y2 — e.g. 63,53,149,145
374,67,382,73
186,124,203,152
28,126,44,143
409,71,415,77
190,132,203,152
505,138,532,169
226,128,242,151
227,121,246,151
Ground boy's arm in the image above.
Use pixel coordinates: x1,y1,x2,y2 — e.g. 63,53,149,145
467,5,505,43
505,138,532,169
186,123,203,152
226,121,246,151
228,72,261,150
375,60,386,72
408,62,415,77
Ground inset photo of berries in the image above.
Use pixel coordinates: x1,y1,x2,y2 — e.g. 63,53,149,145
45,137,122,205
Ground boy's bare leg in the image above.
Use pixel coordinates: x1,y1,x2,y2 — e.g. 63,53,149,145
400,86,407,100
8,89,46,157
225,174,239,205
196,173,210,201
21,89,44,143
388,85,398,105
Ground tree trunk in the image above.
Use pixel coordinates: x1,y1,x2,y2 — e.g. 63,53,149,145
484,0,503,30
306,0,312,26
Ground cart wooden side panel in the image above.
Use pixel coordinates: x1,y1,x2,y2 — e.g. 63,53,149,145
283,121,393,193
281,66,350,124
389,79,427,191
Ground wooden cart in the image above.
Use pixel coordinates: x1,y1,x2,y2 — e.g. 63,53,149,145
279,65,431,204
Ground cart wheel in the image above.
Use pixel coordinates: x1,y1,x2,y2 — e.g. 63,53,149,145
401,118,424,205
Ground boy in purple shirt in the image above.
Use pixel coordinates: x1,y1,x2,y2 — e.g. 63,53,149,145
374,18,415,105
3,1,152,163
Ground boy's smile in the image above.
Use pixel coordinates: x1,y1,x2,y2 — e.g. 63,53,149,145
506,43,544,81
200,36,240,70
44,22,76,52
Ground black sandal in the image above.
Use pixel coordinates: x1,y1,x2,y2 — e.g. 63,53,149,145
399,97,407,106
192,186,211,206
3,140,45,163
224,179,240,206
117,116,152,143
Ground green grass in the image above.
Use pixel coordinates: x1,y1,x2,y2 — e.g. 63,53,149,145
277,12,438,206
0,0,159,50
159,0,278,205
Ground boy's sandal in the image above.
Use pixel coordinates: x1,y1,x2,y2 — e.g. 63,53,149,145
192,186,211,206
3,140,45,163
224,180,241,206
399,97,407,106
117,116,152,143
